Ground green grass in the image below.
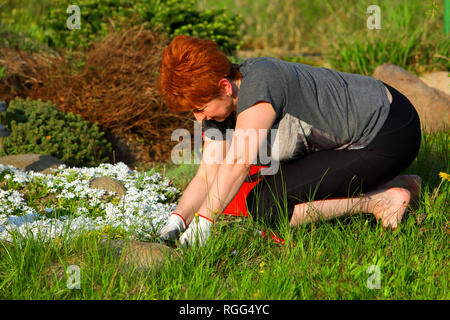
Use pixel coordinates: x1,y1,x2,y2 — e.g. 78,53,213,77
0,130,448,299
324,0,450,75
133,158,199,191
0,0,54,52
1,0,448,74
198,0,449,75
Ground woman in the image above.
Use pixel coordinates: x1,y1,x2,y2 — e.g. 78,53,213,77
156,35,422,247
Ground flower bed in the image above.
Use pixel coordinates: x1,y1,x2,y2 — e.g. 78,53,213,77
0,162,179,242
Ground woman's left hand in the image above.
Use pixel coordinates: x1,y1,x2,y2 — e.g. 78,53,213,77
179,214,213,247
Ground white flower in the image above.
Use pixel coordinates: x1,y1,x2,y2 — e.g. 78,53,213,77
0,162,179,242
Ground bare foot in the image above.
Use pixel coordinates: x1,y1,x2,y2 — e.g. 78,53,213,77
373,175,421,209
367,187,411,230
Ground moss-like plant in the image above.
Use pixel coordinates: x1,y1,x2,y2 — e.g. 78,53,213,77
0,97,112,167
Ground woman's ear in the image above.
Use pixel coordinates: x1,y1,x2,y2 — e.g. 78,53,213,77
218,78,232,96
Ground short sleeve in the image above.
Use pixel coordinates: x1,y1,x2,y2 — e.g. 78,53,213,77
236,59,285,119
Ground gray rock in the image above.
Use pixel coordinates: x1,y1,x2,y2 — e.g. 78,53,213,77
373,64,450,133
0,101,7,112
0,153,64,174
89,176,127,197
0,124,10,137
103,240,180,273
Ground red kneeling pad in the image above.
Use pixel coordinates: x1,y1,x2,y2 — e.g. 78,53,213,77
222,164,267,217
201,131,268,217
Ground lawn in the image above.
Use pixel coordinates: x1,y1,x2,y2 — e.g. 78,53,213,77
0,130,448,299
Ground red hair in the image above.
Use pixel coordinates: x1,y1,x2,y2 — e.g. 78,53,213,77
157,35,241,113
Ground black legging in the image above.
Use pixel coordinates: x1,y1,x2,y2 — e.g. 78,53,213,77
245,82,422,227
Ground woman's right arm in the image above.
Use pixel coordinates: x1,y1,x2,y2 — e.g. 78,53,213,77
170,137,228,226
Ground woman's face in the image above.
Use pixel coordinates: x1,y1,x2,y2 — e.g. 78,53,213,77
192,93,236,122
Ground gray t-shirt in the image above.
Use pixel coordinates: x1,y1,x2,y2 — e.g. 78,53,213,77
204,57,391,163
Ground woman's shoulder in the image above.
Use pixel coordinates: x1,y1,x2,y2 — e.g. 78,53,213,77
238,58,290,90
240,57,283,74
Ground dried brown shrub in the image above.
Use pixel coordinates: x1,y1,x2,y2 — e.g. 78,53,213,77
0,25,196,165
0,48,56,100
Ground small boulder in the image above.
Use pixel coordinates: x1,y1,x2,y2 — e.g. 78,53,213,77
89,176,127,197
104,240,180,273
419,71,450,96
0,153,64,174
373,64,450,133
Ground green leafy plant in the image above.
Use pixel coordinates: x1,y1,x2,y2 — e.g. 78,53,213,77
0,97,112,167
41,0,241,54
43,0,135,50
137,0,242,55
0,66,6,80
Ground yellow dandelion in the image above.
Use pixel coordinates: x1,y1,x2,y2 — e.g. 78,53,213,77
439,172,450,181
259,261,265,274
194,212,199,222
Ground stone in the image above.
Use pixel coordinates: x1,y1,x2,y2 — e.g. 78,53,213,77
44,240,180,283
0,101,7,112
373,64,450,133
0,153,64,174
89,176,127,197
0,124,10,137
419,71,450,96
103,240,180,273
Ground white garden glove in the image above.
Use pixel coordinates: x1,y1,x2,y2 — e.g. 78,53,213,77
179,214,214,247
159,213,186,242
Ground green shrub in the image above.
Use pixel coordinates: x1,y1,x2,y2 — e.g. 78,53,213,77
0,97,112,167
137,0,241,55
43,0,134,51
42,0,241,54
